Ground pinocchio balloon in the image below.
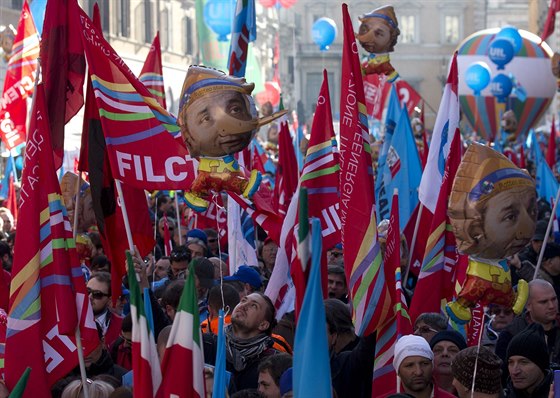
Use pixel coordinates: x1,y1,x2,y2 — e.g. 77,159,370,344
446,143,536,324
177,66,286,212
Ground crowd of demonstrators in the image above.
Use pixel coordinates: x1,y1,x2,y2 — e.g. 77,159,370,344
8,185,560,397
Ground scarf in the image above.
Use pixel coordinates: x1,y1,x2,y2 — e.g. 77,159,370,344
225,325,273,371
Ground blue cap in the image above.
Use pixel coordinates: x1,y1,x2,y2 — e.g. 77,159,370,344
279,367,293,395
334,243,343,250
224,265,262,289
186,228,208,245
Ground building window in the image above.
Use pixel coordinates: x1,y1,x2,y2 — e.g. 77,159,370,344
400,15,416,44
183,16,195,55
134,3,144,42
145,1,153,44
11,0,22,9
444,15,460,44
160,9,169,49
119,0,130,38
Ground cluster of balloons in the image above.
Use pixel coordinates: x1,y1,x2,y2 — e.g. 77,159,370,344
465,26,522,103
312,17,337,51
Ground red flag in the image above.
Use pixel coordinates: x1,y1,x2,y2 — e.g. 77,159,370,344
290,70,340,316
340,4,390,336
274,121,299,217
40,0,86,169
76,5,195,190
372,191,413,395
409,131,463,323
547,116,556,168
5,85,98,396
139,32,166,109
467,302,485,347
78,9,155,302
194,195,228,248
363,74,423,120
402,203,432,277
519,145,526,169
0,0,39,150
541,0,560,41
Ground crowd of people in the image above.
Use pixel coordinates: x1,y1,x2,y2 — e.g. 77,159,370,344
2,187,560,398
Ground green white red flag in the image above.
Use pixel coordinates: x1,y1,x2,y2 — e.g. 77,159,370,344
157,262,206,397
126,252,162,397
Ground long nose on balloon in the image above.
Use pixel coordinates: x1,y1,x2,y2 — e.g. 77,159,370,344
516,209,537,241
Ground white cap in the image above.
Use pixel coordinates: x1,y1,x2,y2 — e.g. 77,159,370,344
393,334,434,372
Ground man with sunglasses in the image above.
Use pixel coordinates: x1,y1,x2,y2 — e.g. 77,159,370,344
87,271,123,350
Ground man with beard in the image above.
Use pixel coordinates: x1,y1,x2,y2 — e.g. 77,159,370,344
383,335,455,397
87,271,123,350
203,292,278,393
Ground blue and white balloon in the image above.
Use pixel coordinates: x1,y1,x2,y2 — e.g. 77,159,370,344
312,17,337,51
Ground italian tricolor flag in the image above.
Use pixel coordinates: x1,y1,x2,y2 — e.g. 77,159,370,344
127,252,162,397
157,261,206,397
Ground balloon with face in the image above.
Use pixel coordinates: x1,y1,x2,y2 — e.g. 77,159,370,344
177,66,286,212
446,143,536,324
356,5,401,82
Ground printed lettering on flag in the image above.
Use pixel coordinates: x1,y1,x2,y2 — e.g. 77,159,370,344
76,7,197,190
0,0,40,150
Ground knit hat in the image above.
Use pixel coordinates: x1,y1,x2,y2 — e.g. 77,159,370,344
393,335,433,371
186,228,208,245
506,323,550,372
543,242,560,261
429,330,467,351
451,346,502,394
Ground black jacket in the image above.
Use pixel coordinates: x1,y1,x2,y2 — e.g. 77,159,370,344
503,370,553,398
331,332,376,398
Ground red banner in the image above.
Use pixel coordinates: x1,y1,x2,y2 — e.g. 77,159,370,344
0,0,39,149
364,74,422,120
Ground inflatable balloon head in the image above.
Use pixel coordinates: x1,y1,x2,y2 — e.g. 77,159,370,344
356,5,400,81
446,143,535,324
60,172,96,233
0,25,15,62
177,66,286,212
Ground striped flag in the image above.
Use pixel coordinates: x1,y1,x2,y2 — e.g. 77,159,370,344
157,261,206,398
372,190,412,396
139,32,166,109
76,4,196,190
409,131,463,323
127,252,162,397
228,0,256,77
266,70,340,318
0,0,40,150
340,3,390,336
5,85,98,396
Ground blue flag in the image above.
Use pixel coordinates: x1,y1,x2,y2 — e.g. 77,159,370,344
293,218,332,398
376,85,402,222
212,309,227,398
376,87,421,229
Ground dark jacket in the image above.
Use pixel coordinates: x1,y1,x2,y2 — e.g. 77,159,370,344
331,332,376,398
503,370,553,397
203,332,278,393
70,349,128,386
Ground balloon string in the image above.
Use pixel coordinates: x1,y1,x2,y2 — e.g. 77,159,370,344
212,192,227,313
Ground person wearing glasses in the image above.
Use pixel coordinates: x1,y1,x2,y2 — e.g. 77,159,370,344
86,271,123,350
482,304,515,350
413,313,448,343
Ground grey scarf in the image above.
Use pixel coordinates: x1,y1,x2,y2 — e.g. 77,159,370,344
225,325,273,371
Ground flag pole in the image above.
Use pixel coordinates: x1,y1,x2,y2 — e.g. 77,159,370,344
73,172,81,238
9,154,18,185
404,203,423,285
174,191,182,246
114,179,135,252
534,185,560,279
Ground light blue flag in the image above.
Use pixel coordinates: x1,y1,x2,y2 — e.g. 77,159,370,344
377,94,421,229
535,141,559,203
0,154,13,199
30,0,47,34
376,85,402,222
294,218,332,398
212,309,227,398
